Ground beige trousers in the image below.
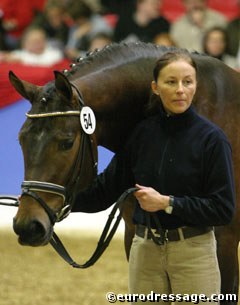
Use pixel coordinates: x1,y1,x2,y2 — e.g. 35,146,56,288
128,230,220,304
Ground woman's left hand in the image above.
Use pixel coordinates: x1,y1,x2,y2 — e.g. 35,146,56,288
134,184,169,212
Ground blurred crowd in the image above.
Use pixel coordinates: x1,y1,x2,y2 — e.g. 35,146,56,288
0,0,239,70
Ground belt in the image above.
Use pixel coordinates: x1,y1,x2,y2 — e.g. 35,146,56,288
136,224,213,242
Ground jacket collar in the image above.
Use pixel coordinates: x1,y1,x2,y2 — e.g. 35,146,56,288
157,103,197,133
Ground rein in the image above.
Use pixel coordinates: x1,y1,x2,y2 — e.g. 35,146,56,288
0,187,137,268
50,187,138,268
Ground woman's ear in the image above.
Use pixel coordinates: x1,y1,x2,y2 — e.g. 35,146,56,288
151,81,159,95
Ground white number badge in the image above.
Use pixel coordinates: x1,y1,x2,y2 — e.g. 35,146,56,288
80,106,96,134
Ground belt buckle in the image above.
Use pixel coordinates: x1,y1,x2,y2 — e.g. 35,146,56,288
164,229,169,242
155,229,169,243
152,229,165,245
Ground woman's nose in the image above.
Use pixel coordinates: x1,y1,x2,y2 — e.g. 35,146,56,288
176,82,184,93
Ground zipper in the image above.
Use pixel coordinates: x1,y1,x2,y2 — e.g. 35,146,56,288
158,138,170,175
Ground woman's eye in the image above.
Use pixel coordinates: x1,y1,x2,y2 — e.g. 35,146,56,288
59,139,74,151
183,80,192,86
166,80,175,84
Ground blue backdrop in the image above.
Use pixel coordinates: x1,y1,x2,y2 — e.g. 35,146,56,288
0,100,114,195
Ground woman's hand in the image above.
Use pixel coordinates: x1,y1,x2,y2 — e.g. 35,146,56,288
134,184,170,212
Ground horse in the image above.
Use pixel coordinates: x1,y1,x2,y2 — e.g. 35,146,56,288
8,42,240,304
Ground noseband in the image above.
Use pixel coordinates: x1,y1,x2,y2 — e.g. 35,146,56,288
21,83,98,224
21,181,67,225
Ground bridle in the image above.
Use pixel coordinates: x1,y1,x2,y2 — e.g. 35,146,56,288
21,83,98,225
0,81,139,268
13,83,144,269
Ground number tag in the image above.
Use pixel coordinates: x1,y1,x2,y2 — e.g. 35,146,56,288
80,106,96,134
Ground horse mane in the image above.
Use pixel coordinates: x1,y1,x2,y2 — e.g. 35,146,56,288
62,42,209,117
65,42,171,79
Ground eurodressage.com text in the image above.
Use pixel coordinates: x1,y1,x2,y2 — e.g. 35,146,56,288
106,291,238,303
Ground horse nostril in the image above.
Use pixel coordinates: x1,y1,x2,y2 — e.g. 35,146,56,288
13,219,47,245
29,220,46,238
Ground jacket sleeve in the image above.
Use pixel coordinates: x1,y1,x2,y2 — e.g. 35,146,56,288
172,137,236,226
72,148,134,213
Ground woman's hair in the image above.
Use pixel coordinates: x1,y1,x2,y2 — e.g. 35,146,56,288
153,48,197,82
67,1,92,20
146,48,197,116
202,26,227,55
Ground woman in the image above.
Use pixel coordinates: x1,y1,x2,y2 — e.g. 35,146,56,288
203,26,238,70
0,27,63,66
64,0,112,60
113,0,170,44
73,49,235,303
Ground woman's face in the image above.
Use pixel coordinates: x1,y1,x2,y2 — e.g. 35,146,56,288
22,30,46,54
151,59,197,115
205,30,226,56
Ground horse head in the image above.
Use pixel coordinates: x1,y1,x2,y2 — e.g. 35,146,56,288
9,71,97,246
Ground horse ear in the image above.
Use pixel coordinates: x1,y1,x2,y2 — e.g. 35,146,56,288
54,71,73,102
9,71,37,103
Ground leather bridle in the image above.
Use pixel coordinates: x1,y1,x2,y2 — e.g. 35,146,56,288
21,83,98,225
17,82,125,269
0,82,165,268
0,81,138,268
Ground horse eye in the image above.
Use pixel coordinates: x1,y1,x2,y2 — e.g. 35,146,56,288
59,139,74,151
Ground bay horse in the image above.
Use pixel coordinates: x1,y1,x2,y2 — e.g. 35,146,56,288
9,42,240,304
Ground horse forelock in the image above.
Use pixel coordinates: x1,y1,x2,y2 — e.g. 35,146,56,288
28,81,77,115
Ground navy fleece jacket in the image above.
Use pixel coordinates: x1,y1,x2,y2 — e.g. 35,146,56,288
72,105,236,229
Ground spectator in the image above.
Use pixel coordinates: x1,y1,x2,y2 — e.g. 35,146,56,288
0,27,63,66
30,0,69,51
226,18,240,58
226,1,240,68
170,0,227,52
84,0,102,13
88,32,113,52
113,0,170,43
0,0,46,49
100,0,136,16
65,0,112,60
203,26,237,70
153,32,177,47
0,9,6,50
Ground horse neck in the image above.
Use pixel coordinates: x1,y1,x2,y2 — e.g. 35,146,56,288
74,71,151,152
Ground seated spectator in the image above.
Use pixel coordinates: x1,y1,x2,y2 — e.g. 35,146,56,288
113,0,170,43
226,6,240,69
0,0,46,50
153,32,177,47
0,9,6,50
203,26,238,70
226,18,240,57
0,27,63,66
99,0,136,28
88,32,113,52
30,0,69,51
170,0,227,52
100,0,136,16
65,0,112,60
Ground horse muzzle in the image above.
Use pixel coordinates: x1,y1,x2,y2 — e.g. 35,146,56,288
13,216,53,246
13,180,70,246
